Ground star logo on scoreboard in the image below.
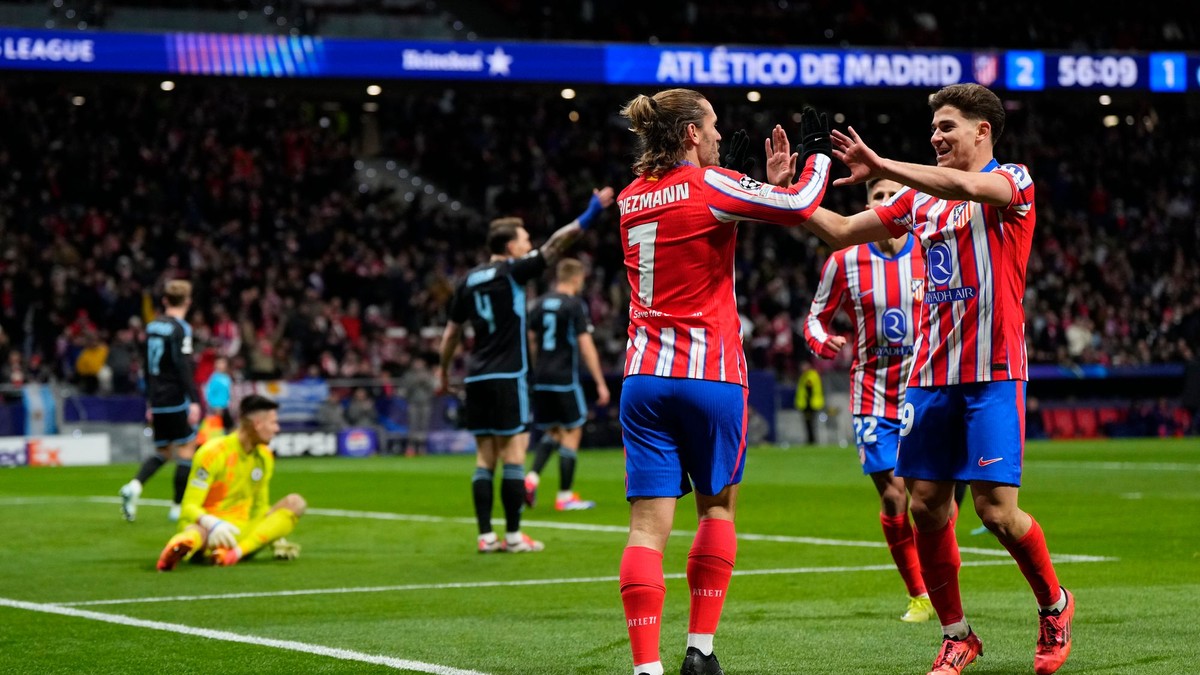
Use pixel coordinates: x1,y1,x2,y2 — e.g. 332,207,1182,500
486,47,512,76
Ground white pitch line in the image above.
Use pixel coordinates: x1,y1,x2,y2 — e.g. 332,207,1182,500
54,560,1027,608
0,596,488,675
1,496,1114,562
1028,460,1200,473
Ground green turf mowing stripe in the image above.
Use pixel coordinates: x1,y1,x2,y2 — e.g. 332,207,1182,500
0,596,490,674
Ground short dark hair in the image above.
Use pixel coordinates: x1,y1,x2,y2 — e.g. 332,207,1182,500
487,217,523,255
239,394,279,418
928,83,1005,144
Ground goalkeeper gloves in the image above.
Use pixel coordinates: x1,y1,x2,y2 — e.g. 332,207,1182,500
798,106,831,163
722,128,756,175
199,514,241,549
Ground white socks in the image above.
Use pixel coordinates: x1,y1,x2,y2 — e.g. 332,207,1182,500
633,662,663,675
941,620,970,640
1039,587,1067,613
686,633,714,656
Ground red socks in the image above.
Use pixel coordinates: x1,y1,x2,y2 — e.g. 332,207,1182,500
999,516,1061,606
881,512,927,597
914,517,964,625
621,545,666,666
687,518,737,634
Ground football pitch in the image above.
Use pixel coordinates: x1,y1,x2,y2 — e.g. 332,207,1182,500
1,439,1197,674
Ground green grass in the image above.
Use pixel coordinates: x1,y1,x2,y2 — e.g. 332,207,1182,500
1,439,1198,674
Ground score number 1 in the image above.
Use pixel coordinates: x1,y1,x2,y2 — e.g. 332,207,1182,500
1149,53,1187,92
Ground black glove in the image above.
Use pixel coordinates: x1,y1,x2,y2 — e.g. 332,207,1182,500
798,106,831,163
722,128,757,175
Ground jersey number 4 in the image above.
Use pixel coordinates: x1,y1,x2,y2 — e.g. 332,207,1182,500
627,221,658,307
473,291,496,334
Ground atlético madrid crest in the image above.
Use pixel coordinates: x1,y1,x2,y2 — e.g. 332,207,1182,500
911,278,926,303
973,54,999,87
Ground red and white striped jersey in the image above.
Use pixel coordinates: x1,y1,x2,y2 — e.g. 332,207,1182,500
804,237,924,419
619,156,831,387
874,160,1035,386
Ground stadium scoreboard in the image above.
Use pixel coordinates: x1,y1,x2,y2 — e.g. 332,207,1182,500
2,29,1197,93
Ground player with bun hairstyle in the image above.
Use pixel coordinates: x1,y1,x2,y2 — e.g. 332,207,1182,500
616,88,832,675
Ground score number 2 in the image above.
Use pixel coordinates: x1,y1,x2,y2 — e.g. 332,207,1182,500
627,221,658,307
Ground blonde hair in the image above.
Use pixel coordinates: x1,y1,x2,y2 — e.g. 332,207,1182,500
556,258,585,283
164,279,192,307
620,88,708,178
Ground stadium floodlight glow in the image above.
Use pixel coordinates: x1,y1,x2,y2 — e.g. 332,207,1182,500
746,90,762,102
71,96,85,106
1103,115,1119,128
1099,94,1112,105
834,112,846,124
561,88,576,100
366,85,382,96
568,110,580,122
363,102,379,112
160,80,175,91
1125,115,1135,125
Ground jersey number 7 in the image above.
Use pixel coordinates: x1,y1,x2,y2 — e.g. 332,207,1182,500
627,221,659,307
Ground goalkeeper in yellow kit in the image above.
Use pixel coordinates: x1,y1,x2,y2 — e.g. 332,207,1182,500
157,394,306,570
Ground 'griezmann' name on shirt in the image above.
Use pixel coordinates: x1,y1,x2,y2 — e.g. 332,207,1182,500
618,183,691,216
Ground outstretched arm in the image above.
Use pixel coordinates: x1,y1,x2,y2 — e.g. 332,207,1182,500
703,107,832,227
832,127,1015,207
802,207,893,249
539,187,616,265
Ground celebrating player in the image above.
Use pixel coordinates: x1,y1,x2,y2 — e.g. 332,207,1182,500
156,394,305,570
119,279,202,523
524,258,611,511
439,192,613,554
804,177,937,623
616,88,831,675
801,84,1073,675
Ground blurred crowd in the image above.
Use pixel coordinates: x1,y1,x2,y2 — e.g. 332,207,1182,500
0,78,1197,403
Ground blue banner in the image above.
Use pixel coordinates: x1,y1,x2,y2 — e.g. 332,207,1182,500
337,427,379,457
608,45,975,89
2,29,1196,92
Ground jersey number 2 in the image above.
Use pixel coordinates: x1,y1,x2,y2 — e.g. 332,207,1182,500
147,336,165,376
542,312,557,351
627,221,658,307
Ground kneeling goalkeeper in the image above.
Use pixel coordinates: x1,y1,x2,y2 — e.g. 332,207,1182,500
157,394,305,570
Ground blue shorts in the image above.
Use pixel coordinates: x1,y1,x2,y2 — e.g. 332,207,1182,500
621,375,748,500
853,415,901,476
897,380,1025,486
